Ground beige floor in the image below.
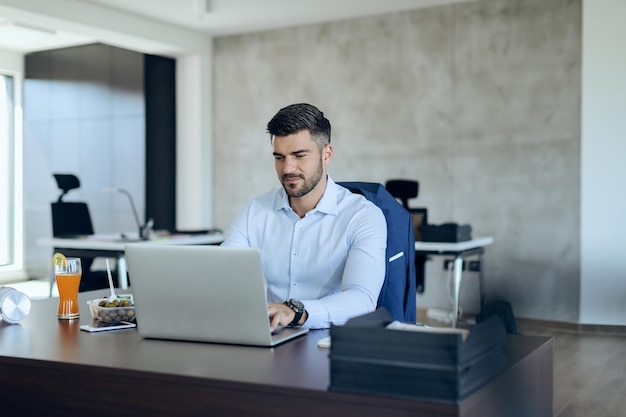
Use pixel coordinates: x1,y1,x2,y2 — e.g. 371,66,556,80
6,279,626,417
520,325,626,417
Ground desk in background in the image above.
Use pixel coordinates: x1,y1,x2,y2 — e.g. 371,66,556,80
37,231,224,292
415,236,494,328
0,291,553,417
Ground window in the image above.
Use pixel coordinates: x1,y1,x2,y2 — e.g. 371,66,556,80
0,72,23,282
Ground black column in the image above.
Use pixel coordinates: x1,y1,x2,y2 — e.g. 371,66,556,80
144,54,176,231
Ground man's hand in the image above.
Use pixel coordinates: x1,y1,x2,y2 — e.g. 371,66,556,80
267,302,307,331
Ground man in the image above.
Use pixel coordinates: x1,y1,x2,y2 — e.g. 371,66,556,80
222,103,387,330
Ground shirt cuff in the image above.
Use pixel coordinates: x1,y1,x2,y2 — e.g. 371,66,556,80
301,299,332,329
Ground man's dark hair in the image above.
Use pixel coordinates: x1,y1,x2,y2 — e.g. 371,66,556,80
267,103,331,150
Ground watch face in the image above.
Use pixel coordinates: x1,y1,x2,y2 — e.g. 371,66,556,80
289,299,304,311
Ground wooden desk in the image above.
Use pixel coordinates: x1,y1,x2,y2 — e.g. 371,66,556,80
0,291,552,417
37,231,224,291
415,237,494,327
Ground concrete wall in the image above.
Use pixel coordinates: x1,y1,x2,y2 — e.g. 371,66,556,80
213,0,582,322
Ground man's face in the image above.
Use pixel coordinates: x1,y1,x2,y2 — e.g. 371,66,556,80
272,130,331,198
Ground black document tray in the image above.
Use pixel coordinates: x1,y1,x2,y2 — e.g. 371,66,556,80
329,309,507,403
420,223,472,242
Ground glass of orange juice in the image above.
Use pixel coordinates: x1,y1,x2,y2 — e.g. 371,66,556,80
54,256,82,319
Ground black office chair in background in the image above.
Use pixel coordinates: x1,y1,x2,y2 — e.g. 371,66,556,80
50,173,114,292
385,179,417,210
385,179,428,294
51,174,95,237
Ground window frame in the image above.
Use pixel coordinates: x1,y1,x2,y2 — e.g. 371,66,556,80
0,70,25,283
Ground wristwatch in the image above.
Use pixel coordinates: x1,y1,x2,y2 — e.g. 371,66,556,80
285,299,305,326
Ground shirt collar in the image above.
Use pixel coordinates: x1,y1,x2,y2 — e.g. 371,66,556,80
273,175,339,216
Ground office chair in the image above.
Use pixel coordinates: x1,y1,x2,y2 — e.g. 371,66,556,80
338,181,417,323
385,179,428,230
385,179,418,210
50,173,115,293
51,202,95,237
51,174,95,237
385,179,428,294
385,179,427,218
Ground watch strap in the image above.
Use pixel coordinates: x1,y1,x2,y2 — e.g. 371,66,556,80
286,299,304,326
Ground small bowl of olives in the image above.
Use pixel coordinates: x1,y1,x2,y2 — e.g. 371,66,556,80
87,295,136,324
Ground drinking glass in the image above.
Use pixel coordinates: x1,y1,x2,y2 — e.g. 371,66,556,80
54,258,82,319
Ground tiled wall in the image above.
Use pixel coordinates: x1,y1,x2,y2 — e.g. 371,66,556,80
213,0,582,321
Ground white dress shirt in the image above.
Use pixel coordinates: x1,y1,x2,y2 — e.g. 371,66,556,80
222,177,387,328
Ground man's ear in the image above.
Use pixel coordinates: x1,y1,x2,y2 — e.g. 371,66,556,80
322,144,333,166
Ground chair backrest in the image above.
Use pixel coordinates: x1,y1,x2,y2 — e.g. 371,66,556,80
385,179,428,238
338,181,417,322
50,173,94,237
53,173,81,203
385,179,419,210
51,202,94,237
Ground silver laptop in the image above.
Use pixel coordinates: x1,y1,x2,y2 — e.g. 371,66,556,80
124,244,308,347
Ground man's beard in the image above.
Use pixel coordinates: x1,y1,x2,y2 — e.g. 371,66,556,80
281,159,324,198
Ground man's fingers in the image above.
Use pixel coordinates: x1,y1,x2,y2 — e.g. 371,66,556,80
269,313,281,331
267,303,294,330
267,304,283,331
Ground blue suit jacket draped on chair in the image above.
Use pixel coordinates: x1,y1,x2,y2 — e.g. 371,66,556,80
338,181,417,322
